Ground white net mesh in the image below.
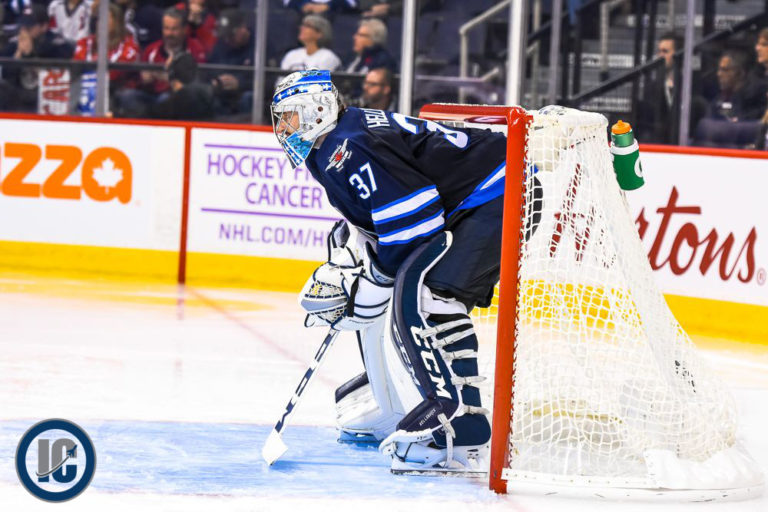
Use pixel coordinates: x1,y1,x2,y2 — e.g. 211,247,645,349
455,106,762,492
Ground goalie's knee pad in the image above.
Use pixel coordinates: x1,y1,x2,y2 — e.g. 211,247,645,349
382,232,490,454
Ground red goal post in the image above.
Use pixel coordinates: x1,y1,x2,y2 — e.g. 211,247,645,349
419,104,529,493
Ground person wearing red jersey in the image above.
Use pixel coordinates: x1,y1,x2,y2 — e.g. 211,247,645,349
175,0,217,55
141,6,206,95
115,6,205,117
73,3,139,91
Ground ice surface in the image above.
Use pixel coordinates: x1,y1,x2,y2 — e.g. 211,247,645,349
0,274,766,511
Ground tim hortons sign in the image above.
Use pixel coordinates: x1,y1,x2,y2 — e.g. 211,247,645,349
635,186,757,284
543,154,765,307
629,150,767,307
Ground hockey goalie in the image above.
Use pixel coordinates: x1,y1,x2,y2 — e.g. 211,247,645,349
271,70,525,475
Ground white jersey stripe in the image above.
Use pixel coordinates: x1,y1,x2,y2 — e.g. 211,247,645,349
478,164,505,191
371,186,439,224
378,211,444,245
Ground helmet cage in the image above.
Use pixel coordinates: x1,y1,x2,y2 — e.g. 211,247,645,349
271,71,339,168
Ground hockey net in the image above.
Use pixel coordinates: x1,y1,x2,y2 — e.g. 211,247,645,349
418,104,763,499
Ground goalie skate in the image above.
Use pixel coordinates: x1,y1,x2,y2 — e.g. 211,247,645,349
389,442,488,477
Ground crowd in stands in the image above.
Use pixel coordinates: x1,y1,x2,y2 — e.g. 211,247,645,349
640,28,768,149
0,0,406,120
0,1,766,151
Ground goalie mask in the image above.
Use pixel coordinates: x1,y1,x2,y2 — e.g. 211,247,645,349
271,70,340,168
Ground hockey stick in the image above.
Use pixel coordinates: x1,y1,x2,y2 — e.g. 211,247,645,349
262,328,340,465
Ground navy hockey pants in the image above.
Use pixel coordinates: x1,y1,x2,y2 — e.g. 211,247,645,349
424,194,504,310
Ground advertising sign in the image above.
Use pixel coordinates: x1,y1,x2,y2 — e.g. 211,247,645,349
0,119,185,250
628,150,768,306
187,128,340,261
38,69,71,116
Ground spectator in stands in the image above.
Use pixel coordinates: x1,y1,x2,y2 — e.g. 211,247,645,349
280,14,341,72
345,17,395,73
48,0,92,46
148,51,215,120
755,28,768,80
640,32,681,144
358,66,394,109
693,50,764,148
143,6,206,93
175,0,217,55
709,50,753,121
208,8,254,115
73,3,139,92
743,28,768,121
283,0,356,17
112,0,137,42
115,7,206,117
119,0,163,49
0,5,73,112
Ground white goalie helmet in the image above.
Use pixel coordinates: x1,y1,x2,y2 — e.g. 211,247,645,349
271,69,340,167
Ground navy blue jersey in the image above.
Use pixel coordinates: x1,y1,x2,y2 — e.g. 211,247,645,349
304,107,506,275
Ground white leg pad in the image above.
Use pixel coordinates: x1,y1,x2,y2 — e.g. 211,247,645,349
336,314,418,440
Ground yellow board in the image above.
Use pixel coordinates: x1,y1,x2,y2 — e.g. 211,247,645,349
0,241,319,291
0,240,178,281
664,294,768,344
2,241,766,344
185,252,318,292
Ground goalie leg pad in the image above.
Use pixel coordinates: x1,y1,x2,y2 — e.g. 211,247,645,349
390,232,459,407
335,320,406,442
335,371,369,403
376,232,491,472
383,232,490,448
335,373,384,445
382,308,491,472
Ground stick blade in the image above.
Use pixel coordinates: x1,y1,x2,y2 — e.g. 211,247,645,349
262,428,288,466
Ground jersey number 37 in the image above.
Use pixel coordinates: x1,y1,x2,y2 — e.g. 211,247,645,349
349,162,377,199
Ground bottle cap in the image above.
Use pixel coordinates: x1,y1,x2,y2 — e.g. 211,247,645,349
612,120,632,135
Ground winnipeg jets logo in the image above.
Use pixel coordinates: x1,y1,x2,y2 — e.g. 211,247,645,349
325,139,352,171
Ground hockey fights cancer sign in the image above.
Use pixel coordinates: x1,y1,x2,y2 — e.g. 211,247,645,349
187,128,340,261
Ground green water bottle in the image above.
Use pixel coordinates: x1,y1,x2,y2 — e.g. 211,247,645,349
610,120,645,190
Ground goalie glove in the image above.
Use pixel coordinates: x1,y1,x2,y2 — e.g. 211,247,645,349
299,243,393,331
